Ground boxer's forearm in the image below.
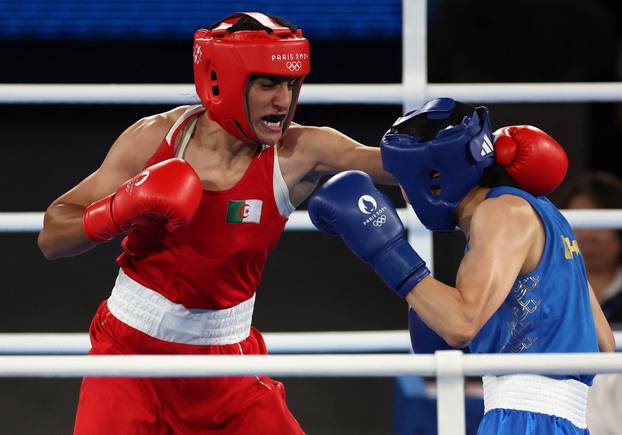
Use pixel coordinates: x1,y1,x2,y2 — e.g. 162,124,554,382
404,277,476,348
38,203,97,259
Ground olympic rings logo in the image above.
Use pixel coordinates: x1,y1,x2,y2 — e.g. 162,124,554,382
286,61,302,72
373,214,387,227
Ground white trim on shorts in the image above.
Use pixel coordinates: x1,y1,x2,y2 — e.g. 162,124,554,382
107,269,255,345
483,374,589,429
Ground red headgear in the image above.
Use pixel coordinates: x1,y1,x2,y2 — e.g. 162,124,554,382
193,12,310,145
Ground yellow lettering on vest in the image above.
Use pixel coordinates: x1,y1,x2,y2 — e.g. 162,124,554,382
561,236,581,259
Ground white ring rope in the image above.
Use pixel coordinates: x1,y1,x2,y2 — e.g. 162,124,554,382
0,331,411,355
0,354,436,378
4,6,621,434
3,4,619,434
0,351,619,378
2,209,622,233
3,83,622,105
0,331,619,355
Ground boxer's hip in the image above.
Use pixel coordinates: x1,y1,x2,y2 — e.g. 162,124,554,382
482,374,588,430
88,268,261,355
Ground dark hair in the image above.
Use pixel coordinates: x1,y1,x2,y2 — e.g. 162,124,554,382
479,163,516,189
227,14,298,34
555,171,622,210
554,170,622,262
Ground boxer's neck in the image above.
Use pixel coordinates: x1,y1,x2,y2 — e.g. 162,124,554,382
456,186,489,236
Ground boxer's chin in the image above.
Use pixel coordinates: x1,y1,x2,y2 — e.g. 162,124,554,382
252,118,283,145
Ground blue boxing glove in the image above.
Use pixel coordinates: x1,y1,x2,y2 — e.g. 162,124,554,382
308,171,430,298
408,307,452,353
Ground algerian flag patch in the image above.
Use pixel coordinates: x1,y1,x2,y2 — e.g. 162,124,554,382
226,199,263,224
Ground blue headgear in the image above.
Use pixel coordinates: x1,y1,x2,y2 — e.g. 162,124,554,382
380,97,494,232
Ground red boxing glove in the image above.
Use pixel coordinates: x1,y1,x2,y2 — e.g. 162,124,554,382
493,125,568,196
83,158,203,242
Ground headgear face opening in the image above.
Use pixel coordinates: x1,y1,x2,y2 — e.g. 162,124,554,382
380,98,494,232
193,12,310,145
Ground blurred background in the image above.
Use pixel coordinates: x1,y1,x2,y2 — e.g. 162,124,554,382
1,0,621,433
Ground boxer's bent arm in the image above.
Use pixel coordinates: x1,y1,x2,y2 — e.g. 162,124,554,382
404,197,534,347
38,110,179,259
305,126,397,185
589,282,616,352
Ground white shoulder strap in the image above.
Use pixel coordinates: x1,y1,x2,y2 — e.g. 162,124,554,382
272,145,295,217
164,105,203,147
175,117,200,159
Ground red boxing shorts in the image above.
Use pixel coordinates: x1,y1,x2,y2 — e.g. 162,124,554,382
73,301,304,434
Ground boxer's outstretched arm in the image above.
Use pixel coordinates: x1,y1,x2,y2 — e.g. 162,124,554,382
308,171,536,348
298,126,397,185
38,110,179,259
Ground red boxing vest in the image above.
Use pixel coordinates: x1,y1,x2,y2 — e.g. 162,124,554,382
116,106,291,309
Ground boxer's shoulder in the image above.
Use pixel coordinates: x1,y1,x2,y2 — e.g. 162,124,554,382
130,105,191,138
278,124,351,171
469,194,542,264
109,106,193,163
280,124,334,150
476,194,541,235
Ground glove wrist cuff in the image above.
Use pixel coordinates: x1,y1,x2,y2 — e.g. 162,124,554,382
83,194,121,242
371,238,430,298
396,266,431,298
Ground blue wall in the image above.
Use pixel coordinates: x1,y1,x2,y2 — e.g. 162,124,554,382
0,0,401,40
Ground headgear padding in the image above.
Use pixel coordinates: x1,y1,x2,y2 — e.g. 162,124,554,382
381,98,494,232
193,12,310,145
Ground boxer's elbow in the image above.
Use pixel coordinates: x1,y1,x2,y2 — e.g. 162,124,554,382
38,228,93,260
443,308,480,348
38,204,95,260
38,206,63,259
443,326,476,348
37,229,61,260
37,223,86,260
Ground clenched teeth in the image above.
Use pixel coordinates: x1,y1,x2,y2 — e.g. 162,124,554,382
262,119,282,128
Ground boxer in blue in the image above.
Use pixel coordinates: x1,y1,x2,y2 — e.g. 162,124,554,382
308,98,615,434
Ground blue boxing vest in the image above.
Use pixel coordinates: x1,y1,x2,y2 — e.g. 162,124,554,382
467,186,599,385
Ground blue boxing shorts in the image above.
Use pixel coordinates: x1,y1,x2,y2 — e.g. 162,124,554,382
477,375,589,435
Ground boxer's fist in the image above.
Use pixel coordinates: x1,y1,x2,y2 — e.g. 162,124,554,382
308,171,430,297
83,158,203,242
494,125,568,196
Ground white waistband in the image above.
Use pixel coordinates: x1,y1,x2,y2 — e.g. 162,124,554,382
483,374,589,429
107,269,255,345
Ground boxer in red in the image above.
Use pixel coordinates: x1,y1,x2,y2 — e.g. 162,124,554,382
38,12,395,434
